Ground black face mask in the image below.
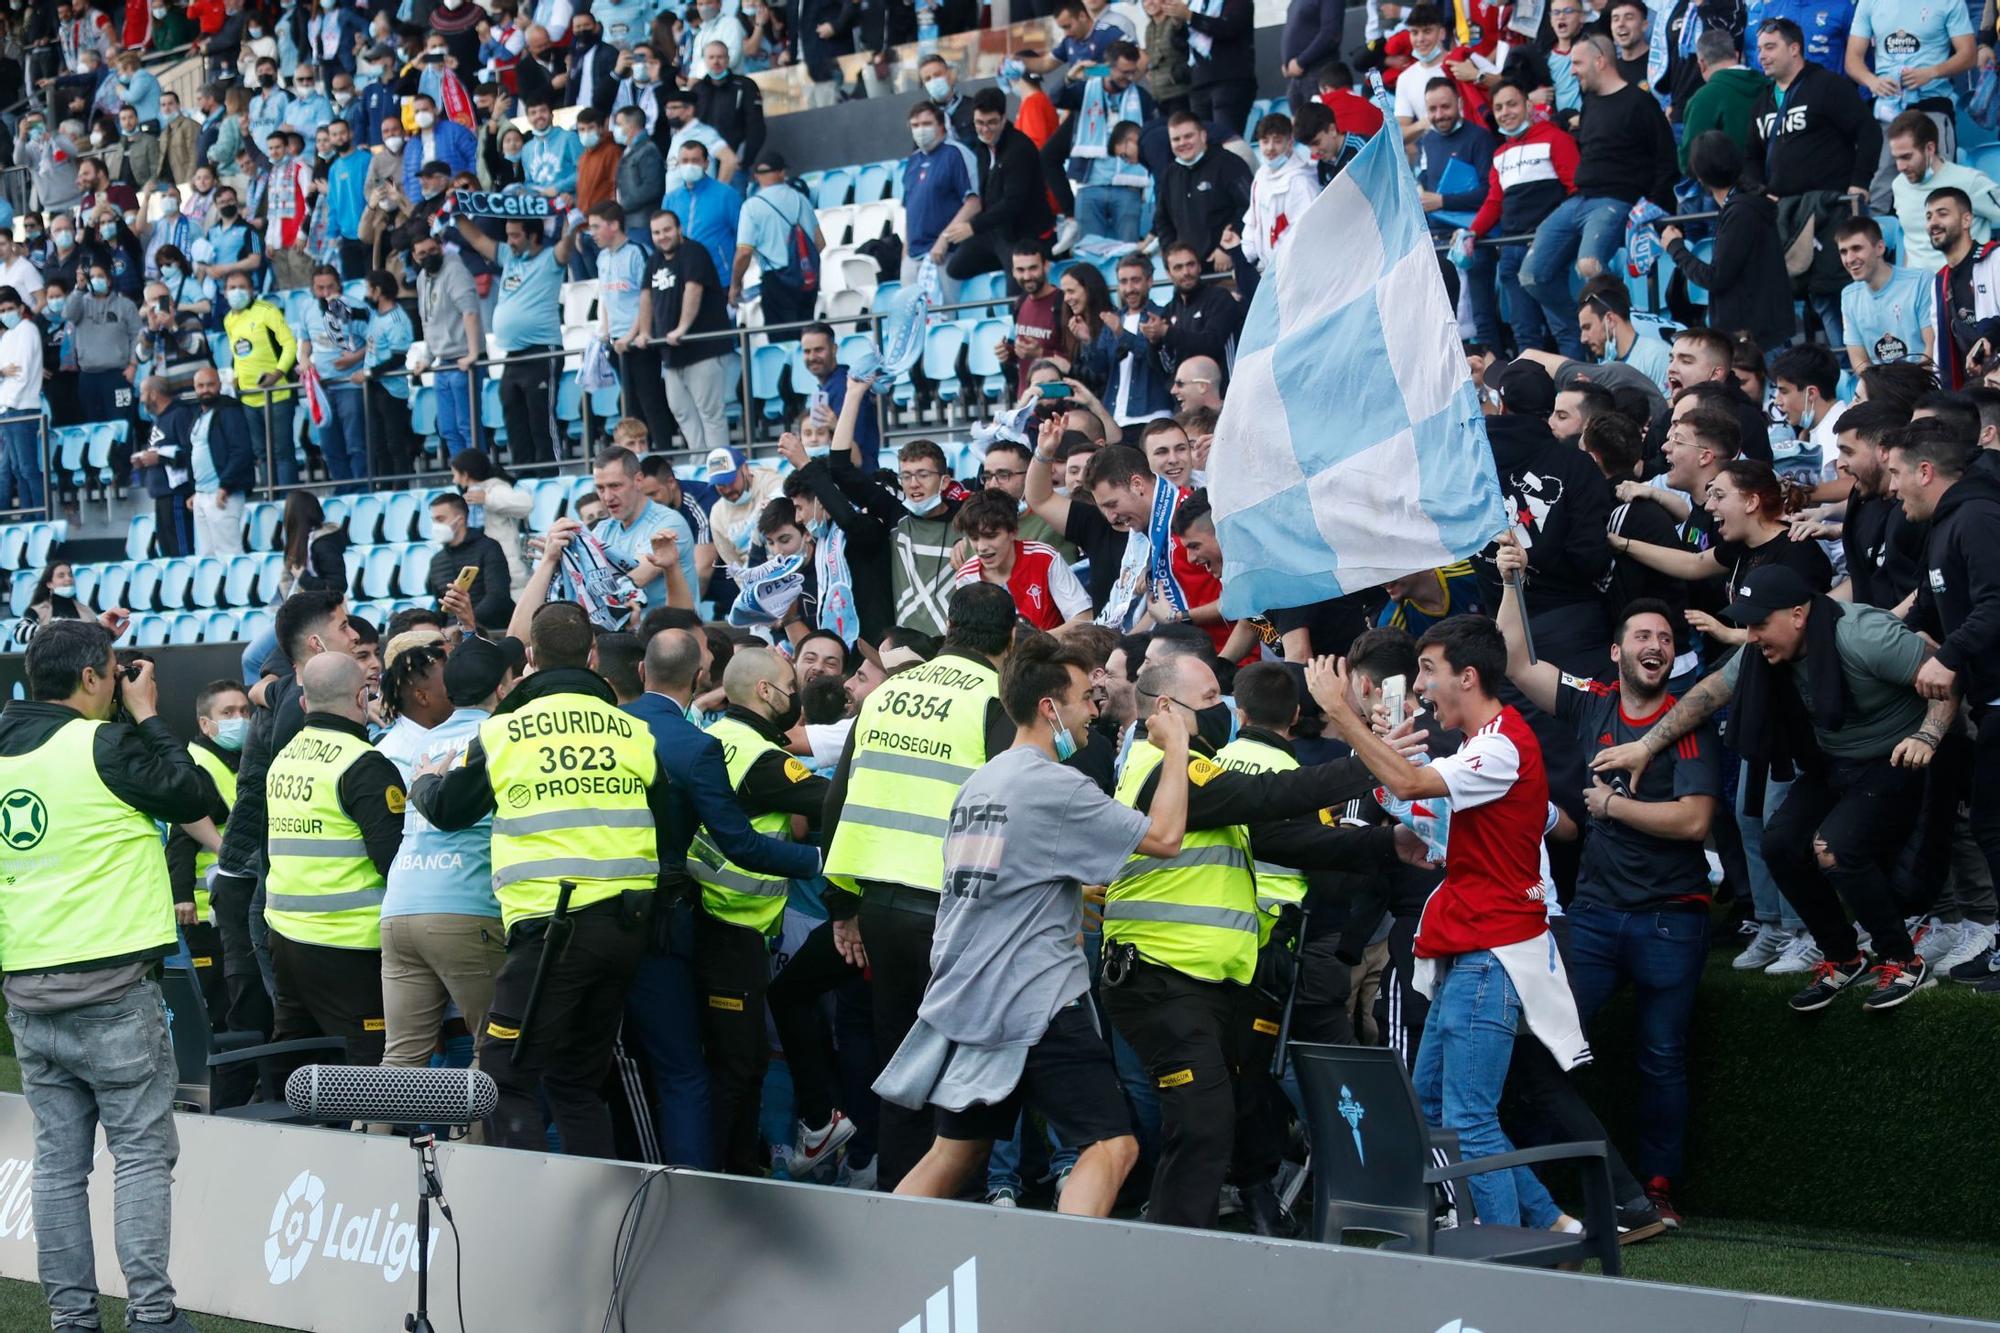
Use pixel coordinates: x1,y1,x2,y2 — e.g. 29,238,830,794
218,204,238,221
258,72,276,88
418,252,443,274
767,685,802,733
1192,702,1233,750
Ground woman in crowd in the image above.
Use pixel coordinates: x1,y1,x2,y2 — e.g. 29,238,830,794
15,560,92,641
1058,262,1119,397
282,489,351,597
451,446,531,586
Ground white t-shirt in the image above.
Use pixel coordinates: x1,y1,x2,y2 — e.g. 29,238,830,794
1395,56,1451,123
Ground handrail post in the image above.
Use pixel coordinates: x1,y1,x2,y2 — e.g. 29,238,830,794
738,327,754,447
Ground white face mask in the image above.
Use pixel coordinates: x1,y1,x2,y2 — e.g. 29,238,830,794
924,75,950,101
384,134,406,152
427,519,456,543
415,110,436,129
912,124,938,150
907,491,944,515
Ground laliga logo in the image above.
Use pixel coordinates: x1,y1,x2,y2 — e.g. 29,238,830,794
264,1168,438,1286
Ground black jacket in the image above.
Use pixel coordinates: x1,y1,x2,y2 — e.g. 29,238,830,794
425,530,515,630
1174,0,1255,89
293,713,406,877
694,74,767,163
1906,453,2000,704
968,124,1055,243
719,704,829,825
1571,82,1678,209
216,671,305,879
1154,148,1253,258
788,456,896,643
1476,413,1612,613
1842,490,1926,611
0,700,211,827
1744,61,1879,197
1162,281,1243,369
1665,190,1796,348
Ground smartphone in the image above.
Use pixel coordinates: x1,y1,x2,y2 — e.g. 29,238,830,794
1039,383,1073,399
453,564,480,592
1381,674,1408,727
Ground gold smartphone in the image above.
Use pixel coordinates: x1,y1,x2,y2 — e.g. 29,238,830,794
453,564,480,592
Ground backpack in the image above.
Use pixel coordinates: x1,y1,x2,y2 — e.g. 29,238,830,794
757,184,819,297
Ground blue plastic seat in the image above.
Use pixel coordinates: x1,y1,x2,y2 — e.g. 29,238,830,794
362,544,400,600
751,344,792,423
247,501,282,551
132,613,168,647
347,495,383,545
96,562,129,610
23,521,61,569
71,563,99,606
86,422,124,485
189,556,226,610
158,557,194,610
589,382,622,423
398,543,436,597
814,169,854,210
853,163,891,203
321,495,350,531
202,609,239,641
126,514,156,563
967,319,1011,401
238,608,274,645
1970,142,2000,182
526,478,565,533
871,280,902,311
480,377,506,444
411,385,437,438
923,322,970,404
1877,214,1904,263
383,491,422,543
53,426,88,489
0,524,25,569
257,552,286,603
127,561,161,612
8,575,33,617
222,554,261,606
167,612,204,646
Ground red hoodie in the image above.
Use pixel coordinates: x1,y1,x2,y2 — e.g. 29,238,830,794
1470,119,1577,239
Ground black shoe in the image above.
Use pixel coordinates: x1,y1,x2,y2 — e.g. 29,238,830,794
1948,947,1997,983
1787,956,1868,1012
1239,1181,1298,1238
1861,955,1933,1012
1615,1197,1668,1245
1972,971,2000,996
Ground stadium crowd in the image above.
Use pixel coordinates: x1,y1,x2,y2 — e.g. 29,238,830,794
11,0,2000,1324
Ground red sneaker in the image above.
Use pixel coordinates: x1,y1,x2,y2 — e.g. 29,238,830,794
1644,1176,1682,1230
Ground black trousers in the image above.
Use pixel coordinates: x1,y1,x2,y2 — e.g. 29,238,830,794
1288,930,1355,1046
1100,959,1238,1229
759,276,817,330
1764,756,1927,963
946,229,1044,283
856,895,937,1189
478,900,646,1156
209,872,273,1043
1228,959,1290,1188
500,344,558,468
364,381,416,483
268,931,385,1073
152,485,193,557
1190,79,1257,139
619,346,678,449
692,909,775,1177
768,917,865,1129
338,239,372,282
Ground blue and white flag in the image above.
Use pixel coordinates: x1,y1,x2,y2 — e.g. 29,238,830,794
1209,125,1507,619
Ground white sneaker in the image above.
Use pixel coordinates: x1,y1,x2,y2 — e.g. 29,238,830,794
1052,217,1082,256
837,1155,877,1192
791,1110,855,1181
1937,920,1997,973
1914,918,1961,966
1733,922,1791,970
1764,929,1823,976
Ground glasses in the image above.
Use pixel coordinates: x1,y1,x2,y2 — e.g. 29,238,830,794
1172,378,1210,389
899,469,941,483
984,467,1025,481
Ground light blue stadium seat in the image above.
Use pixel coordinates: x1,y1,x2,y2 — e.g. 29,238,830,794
247,501,282,551
399,543,436,597
836,333,872,368
590,382,622,422
526,478,565,533
8,575,33,617
567,475,596,512
0,525,25,570
158,558,194,610
322,495,350,530
967,318,1010,400
814,169,854,210
168,612,204,646
751,344,791,423
1970,142,2000,182
202,609,239,641
53,425,89,490
383,490,422,543
411,386,437,438
223,554,260,605
23,521,61,569
71,563,99,606
96,562,130,610
239,608,274,644
257,552,286,603
481,377,506,443
555,370,582,422
132,613,169,647
86,422,125,486
342,543,364,594
126,513,155,563
1683,238,1712,305
347,494,384,545
1877,214,1904,263
189,556,226,610
854,163,892,203
362,545,400,600
924,322,970,404
871,280,902,311
127,561,161,612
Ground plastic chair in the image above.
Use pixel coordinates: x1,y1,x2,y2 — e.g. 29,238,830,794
751,344,792,424
398,543,435,598
126,513,156,563
168,612,204,646
222,555,260,606
1970,142,2000,183
127,561,162,612
0,525,25,570
53,426,88,490
8,575,33,617
922,322,970,406
1877,214,1904,263
526,478,566,533
23,521,61,569
378,491,417,543
96,562,130,610
72,563,99,606
189,557,226,610
256,552,286,604
853,162,892,203
480,377,507,445
870,280,902,312
361,545,400,600
410,386,438,439
246,501,282,551
238,608,274,645
86,422,124,486
158,558,195,611
813,168,854,210
321,495,350,531
202,609,239,642
131,613,169,647
346,495,383,545
589,382,622,423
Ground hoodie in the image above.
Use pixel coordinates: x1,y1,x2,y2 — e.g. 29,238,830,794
1242,145,1321,271
1476,414,1612,613
1676,65,1769,175
1744,61,1879,197
1933,238,2000,389
1470,120,1578,239
1664,190,1796,349
1418,116,1497,224
1906,451,2000,706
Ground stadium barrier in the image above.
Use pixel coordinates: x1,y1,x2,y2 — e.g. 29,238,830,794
0,1094,1977,1333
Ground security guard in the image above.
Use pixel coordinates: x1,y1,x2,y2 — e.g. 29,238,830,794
412,603,676,1157
1102,651,1419,1230
0,620,211,1333
166,678,252,1020
263,652,406,1070
823,582,1019,1188
692,646,832,1176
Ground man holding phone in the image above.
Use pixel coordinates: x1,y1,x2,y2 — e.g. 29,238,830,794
424,493,515,632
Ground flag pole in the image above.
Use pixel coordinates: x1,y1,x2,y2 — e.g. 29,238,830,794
1508,524,1538,666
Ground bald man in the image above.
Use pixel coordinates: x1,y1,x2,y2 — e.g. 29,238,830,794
133,374,197,556
263,650,408,1071
1170,356,1225,415
621,627,825,1167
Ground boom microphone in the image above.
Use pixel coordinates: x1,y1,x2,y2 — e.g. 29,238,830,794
284,1065,498,1126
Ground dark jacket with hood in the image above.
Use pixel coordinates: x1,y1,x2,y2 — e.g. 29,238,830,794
1663,189,1795,349
1905,450,2000,706
1476,413,1613,614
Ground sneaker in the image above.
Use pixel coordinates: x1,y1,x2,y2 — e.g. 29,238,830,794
1787,956,1869,1012
1861,955,1934,1012
791,1110,855,1180
1052,217,1082,256
1938,922,1997,975
836,1153,877,1192
1912,918,1959,966
1052,1165,1073,1206
1973,971,2000,996
986,1187,1019,1208
1644,1177,1683,1230
1763,929,1822,976
1732,922,1791,970
1854,924,1874,955
1948,944,1999,982
1615,1197,1668,1245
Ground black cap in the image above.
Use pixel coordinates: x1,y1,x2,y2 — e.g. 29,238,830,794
444,636,509,706
661,84,696,106
493,635,528,676
752,150,787,173
1498,358,1555,418
1722,564,1816,626
419,158,451,178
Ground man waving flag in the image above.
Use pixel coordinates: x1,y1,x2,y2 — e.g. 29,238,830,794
1208,122,1507,618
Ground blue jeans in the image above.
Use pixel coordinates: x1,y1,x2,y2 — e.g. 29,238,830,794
1412,951,1561,1228
318,385,366,490
1496,243,1549,353
240,622,279,682
433,367,477,460
986,1114,1078,1197
1084,925,1159,1164
1564,902,1708,1181
1523,195,1631,359
622,899,716,1169
1462,242,1502,351
1738,760,1802,931
1808,291,1843,352
7,979,182,1330
251,397,297,489
1075,185,1144,242
0,417,44,512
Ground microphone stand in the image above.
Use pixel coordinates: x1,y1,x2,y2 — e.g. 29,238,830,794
406,1132,445,1333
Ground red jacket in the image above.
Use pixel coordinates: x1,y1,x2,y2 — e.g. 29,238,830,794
1470,119,1577,238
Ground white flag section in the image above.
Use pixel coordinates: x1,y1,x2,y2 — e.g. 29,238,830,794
1209,126,1508,619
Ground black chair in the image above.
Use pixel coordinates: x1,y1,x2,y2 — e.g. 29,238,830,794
159,962,348,1122
1291,1043,1621,1276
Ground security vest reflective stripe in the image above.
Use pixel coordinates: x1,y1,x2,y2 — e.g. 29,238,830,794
1214,735,1310,946
264,725,386,950
0,717,177,974
691,716,793,936
480,693,659,933
188,743,236,921
1106,742,1259,985
823,655,997,895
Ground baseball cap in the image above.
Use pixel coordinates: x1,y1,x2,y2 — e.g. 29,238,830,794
752,150,787,173
443,635,509,706
383,627,445,669
704,446,742,483
1497,358,1555,418
1722,564,1816,626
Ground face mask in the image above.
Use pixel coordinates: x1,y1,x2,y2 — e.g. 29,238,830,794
297,83,317,96
88,129,103,146
907,491,943,515
213,715,248,751
698,3,719,17
89,276,108,295
415,110,436,129
805,443,831,459
162,264,182,282
1192,701,1234,750
1261,147,1287,167
1498,118,1529,138
427,520,455,543
99,221,119,241
612,124,633,147
1046,700,1079,760
1413,43,1441,61
384,134,405,153
151,4,164,14
504,147,522,162
258,71,275,87
913,124,940,150
219,204,239,221
924,75,950,101
0,312,20,329
422,181,443,199
766,683,802,732
1173,149,1203,167
158,195,178,216
334,90,353,107
418,252,444,274
26,125,42,142
579,130,600,150
49,579,72,596
633,65,654,84
226,286,250,310
572,27,594,44
45,296,63,317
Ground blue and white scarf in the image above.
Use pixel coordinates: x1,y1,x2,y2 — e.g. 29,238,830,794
726,551,809,628
1646,0,1700,111
1144,476,1189,616
1068,77,1148,185
1097,477,1186,631
1186,0,1223,60
814,521,860,645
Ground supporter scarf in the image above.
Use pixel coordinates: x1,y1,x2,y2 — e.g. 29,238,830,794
1098,531,1151,632
1647,0,1702,109
726,551,808,628
420,66,479,131
1145,476,1189,615
300,358,329,429
815,522,860,645
446,188,556,220
551,528,642,630
1186,0,1222,60
878,259,937,380
1068,77,1147,185
1724,592,1848,812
